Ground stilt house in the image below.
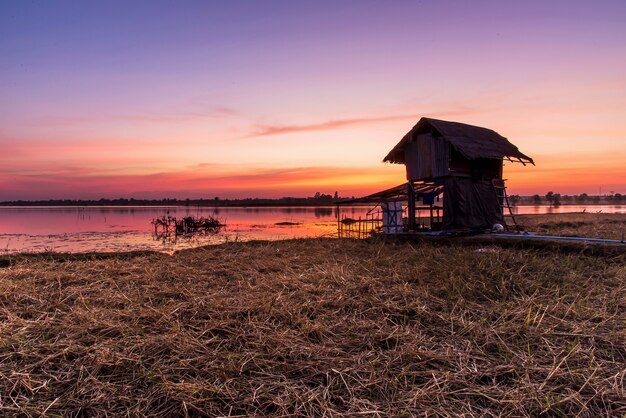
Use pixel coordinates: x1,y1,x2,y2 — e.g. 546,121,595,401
337,118,533,236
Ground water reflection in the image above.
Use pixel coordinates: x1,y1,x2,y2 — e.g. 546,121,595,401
0,205,623,254
0,206,349,253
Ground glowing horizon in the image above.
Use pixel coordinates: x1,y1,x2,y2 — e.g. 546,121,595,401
1,0,625,200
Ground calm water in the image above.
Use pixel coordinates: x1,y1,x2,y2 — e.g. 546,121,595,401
0,205,623,254
0,206,363,254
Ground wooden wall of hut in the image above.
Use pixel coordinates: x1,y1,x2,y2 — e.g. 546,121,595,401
404,133,449,180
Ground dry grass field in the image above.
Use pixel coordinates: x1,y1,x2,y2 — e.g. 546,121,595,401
515,212,626,241
0,215,624,416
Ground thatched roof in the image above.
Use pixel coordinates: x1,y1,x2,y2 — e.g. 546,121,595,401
383,118,534,165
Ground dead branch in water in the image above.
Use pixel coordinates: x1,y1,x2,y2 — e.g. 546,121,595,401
152,214,225,242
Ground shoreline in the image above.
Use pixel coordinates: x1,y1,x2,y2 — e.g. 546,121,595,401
2,235,623,267
1,212,625,258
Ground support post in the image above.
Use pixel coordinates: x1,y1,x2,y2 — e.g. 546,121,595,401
336,204,340,238
429,204,434,229
407,181,416,230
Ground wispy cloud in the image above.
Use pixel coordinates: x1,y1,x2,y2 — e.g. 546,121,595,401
252,114,419,137
248,107,481,138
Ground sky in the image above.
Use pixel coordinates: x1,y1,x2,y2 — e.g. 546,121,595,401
1,0,625,200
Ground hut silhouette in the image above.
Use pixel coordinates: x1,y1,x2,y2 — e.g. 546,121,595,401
338,118,533,236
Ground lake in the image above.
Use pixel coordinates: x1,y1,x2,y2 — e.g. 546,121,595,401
1,205,623,254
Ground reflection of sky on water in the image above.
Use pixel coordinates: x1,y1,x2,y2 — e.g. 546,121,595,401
0,205,623,254
0,206,357,253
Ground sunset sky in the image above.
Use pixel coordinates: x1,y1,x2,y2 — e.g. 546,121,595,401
1,0,625,200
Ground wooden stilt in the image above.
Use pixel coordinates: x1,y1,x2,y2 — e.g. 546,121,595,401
336,204,340,238
407,181,416,230
429,204,434,229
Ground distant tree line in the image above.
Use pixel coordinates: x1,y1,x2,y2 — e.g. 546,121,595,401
1,191,623,207
0,191,352,207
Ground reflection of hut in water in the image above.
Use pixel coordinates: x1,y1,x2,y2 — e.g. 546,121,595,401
337,118,533,238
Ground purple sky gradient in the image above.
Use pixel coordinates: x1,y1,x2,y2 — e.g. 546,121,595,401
1,0,625,199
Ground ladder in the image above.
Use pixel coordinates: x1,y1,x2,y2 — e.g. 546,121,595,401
492,179,520,232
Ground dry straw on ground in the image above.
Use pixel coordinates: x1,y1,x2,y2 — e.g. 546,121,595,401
516,212,626,241
0,216,625,416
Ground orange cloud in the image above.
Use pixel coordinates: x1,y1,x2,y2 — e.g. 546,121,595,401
0,164,405,201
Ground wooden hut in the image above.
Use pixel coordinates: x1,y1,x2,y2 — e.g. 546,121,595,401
338,117,533,235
